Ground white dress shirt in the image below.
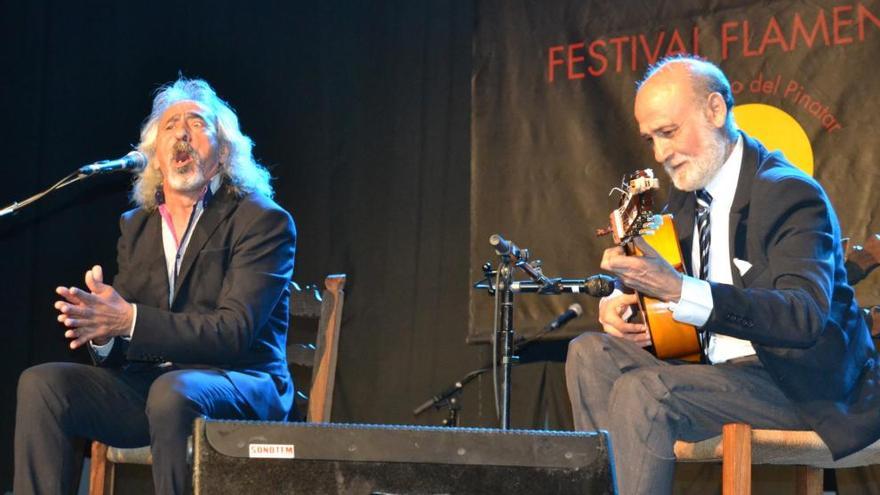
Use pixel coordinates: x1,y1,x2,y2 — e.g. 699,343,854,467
672,135,756,363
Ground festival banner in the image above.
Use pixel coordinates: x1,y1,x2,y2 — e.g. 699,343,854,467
470,0,880,342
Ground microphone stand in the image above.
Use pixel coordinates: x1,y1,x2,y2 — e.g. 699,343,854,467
412,367,483,426
0,169,93,218
497,256,515,429
413,311,571,426
473,235,562,429
421,238,611,429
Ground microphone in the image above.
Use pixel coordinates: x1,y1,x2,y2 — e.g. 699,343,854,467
510,274,615,297
412,382,462,416
544,303,583,332
489,234,525,260
78,151,146,175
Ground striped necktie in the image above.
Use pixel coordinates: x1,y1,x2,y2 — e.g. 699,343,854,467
695,189,713,280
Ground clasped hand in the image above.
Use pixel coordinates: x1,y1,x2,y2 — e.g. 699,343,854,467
55,265,134,349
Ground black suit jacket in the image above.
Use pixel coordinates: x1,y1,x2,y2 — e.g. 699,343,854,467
666,132,880,459
97,183,296,421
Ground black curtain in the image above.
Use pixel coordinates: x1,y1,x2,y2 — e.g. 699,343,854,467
0,1,574,488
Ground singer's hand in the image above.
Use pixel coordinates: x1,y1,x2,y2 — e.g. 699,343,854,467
598,292,651,347
55,265,134,350
600,238,683,302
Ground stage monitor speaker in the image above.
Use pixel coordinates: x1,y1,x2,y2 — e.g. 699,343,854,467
192,417,616,494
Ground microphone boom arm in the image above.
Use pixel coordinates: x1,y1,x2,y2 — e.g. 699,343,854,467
0,169,87,218
0,152,143,219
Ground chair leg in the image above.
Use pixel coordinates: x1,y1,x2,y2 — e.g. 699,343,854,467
794,466,823,495
722,423,752,495
89,441,115,495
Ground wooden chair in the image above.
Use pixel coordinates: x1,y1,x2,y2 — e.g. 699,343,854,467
88,274,346,495
674,239,880,495
674,423,880,495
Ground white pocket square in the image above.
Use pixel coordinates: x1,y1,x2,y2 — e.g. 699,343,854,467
733,258,752,276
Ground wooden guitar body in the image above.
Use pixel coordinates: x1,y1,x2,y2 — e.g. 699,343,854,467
597,169,703,363
630,214,702,363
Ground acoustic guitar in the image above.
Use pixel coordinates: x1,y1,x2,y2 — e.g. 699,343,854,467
596,169,703,362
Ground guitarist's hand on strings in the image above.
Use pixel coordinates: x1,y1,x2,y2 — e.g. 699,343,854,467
601,237,683,303
598,292,652,346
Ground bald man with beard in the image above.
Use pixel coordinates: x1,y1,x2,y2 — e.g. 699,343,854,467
565,56,880,495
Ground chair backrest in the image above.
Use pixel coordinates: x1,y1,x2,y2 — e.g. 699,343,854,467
287,274,346,423
843,239,879,334
89,274,347,495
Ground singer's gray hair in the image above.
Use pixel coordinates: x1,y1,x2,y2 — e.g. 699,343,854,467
131,77,273,210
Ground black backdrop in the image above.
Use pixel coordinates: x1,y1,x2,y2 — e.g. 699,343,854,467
0,1,579,489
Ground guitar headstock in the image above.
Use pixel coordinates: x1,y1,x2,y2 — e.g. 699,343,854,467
596,169,661,245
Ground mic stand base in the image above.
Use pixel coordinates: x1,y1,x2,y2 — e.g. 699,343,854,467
440,397,461,427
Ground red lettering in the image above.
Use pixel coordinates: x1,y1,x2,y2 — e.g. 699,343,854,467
567,42,586,80
790,11,830,49
692,26,700,55
639,32,665,65
742,21,761,56
666,29,688,56
758,16,790,54
721,21,739,60
608,36,628,73
858,3,880,41
588,40,608,76
548,45,565,83
833,5,854,45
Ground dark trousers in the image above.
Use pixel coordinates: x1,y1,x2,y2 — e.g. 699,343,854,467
565,332,808,495
14,362,253,495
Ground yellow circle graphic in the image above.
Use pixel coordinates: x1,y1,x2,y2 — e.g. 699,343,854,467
732,103,814,176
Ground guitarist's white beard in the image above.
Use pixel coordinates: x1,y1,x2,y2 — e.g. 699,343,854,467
664,124,731,192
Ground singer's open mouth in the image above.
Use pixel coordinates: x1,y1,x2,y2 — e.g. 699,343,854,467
172,150,193,170
173,159,194,176
172,141,196,166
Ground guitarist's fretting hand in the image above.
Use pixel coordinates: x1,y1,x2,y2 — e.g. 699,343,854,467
601,237,684,303
598,292,651,346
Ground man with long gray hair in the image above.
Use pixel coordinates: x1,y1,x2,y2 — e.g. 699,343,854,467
14,77,296,494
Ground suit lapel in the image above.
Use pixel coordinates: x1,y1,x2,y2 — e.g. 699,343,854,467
665,132,761,284
171,185,238,306
126,209,173,309
728,132,759,289
146,213,173,309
